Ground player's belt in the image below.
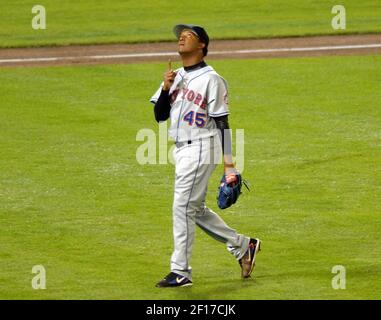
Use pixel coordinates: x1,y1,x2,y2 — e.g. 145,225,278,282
175,140,192,148
175,136,214,149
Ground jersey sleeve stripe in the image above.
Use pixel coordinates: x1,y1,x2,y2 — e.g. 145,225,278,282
209,111,230,117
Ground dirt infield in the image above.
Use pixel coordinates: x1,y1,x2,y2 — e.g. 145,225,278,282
0,34,380,67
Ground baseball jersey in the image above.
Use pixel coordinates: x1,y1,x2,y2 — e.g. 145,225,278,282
150,65,229,143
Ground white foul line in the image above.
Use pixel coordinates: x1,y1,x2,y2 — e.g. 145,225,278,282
0,43,380,64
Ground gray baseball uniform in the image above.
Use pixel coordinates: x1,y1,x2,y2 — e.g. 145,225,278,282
150,64,249,280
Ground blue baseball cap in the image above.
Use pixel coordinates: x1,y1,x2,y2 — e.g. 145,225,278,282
173,24,209,56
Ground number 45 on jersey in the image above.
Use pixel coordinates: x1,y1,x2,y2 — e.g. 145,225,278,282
183,111,206,128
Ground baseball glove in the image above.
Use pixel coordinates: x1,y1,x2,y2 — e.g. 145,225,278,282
217,172,249,209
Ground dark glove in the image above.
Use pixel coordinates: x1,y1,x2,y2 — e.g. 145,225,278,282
217,172,248,209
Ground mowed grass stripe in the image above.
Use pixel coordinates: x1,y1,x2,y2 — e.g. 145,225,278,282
0,0,381,48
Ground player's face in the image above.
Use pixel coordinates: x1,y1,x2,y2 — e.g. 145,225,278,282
178,30,205,55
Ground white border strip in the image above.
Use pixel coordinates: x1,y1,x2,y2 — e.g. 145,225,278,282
0,43,380,64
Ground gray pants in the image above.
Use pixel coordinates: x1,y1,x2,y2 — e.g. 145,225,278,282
170,137,249,280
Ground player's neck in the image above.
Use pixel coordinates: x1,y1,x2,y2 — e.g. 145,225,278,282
181,53,204,68
184,60,207,72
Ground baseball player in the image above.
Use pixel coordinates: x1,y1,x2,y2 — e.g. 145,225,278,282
150,24,261,287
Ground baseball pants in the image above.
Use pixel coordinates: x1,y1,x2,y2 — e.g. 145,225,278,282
170,136,250,280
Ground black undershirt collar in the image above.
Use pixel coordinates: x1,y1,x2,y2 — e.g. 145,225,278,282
184,60,207,72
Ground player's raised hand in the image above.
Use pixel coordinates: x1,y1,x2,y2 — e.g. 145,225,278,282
163,59,177,91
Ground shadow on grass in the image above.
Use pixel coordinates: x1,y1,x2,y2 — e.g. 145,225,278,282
169,277,264,300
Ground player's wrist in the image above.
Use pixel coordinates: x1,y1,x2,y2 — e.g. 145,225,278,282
224,164,236,175
224,160,235,169
224,163,235,168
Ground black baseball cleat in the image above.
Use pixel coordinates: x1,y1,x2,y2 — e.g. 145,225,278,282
239,238,261,278
155,272,193,288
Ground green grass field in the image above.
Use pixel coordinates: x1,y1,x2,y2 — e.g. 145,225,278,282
0,54,380,299
1,0,381,48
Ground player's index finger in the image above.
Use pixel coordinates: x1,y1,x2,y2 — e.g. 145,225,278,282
168,59,172,71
